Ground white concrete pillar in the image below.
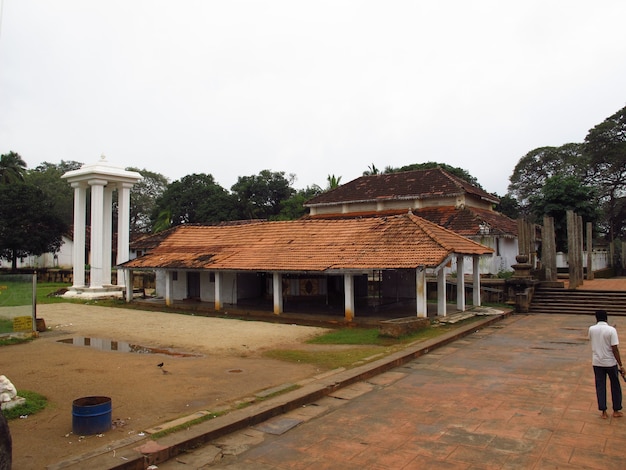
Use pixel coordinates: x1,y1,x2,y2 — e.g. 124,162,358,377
344,273,354,322
473,256,481,307
214,271,222,311
89,179,107,289
416,267,427,318
62,157,141,298
103,185,113,285
71,183,87,288
273,272,283,314
456,256,466,312
437,266,447,317
116,183,133,286
165,270,173,307
124,269,133,303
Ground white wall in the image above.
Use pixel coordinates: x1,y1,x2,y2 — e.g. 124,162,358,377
199,271,237,304
155,269,238,304
450,236,518,276
153,270,186,299
0,236,73,269
556,251,610,271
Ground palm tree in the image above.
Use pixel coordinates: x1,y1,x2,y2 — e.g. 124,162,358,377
326,174,342,190
363,163,379,176
0,152,27,184
153,208,172,233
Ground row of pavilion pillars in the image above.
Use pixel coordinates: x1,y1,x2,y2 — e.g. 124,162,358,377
136,254,482,321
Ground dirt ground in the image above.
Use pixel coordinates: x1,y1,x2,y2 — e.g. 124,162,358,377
0,303,332,469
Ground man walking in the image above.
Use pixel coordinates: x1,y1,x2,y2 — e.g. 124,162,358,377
589,310,624,419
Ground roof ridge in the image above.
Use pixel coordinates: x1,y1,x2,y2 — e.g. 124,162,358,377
407,213,455,251
438,168,465,189
407,212,492,252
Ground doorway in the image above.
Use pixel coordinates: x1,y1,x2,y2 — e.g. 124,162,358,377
187,272,201,300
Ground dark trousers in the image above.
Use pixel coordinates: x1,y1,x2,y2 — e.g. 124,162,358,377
593,365,623,412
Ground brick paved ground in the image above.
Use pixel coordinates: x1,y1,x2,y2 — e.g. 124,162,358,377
574,277,626,292
162,312,626,469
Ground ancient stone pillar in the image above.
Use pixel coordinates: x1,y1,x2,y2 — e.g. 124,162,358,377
567,210,583,289
542,216,557,282
586,222,594,280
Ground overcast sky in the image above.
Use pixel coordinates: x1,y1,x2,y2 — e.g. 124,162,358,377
1,1,625,196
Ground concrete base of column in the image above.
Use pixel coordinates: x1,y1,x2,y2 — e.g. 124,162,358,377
63,286,124,300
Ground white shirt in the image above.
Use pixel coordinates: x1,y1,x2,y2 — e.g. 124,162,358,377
589,321,619,367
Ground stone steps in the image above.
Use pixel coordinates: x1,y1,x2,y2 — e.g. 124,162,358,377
529,288,626,316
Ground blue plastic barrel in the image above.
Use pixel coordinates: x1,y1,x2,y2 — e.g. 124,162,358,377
72,396,112,435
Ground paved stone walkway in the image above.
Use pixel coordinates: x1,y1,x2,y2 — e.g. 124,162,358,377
161,313,626,469
565,276,626,291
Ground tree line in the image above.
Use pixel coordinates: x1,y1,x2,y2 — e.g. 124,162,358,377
1,103,624,266
506,104,626,250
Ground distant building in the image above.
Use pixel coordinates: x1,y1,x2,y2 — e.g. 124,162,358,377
0,234,73,270
304,168,518,275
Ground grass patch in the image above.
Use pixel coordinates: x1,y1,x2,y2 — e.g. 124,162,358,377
36,283,74,304
0,336,32,347
264,316,485,370
2,390,48,420
0,281,138,311
0,280,75,307
308,328,382,345
257,383,301,400
308,321,472,346
0,318,13,334
149,411,227,440
0,279,35,307
263,347,389,369
233,384,302,411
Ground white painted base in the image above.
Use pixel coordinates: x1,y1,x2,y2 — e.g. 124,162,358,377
63,286,124,300
1,396,26,410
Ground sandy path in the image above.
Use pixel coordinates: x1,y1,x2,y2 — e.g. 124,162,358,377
0,303,330,469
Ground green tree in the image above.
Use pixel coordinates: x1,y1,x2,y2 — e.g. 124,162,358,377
585,105,626,169
126,167,169,234
495,193,521,219
508,144,589,209
529,175,598,251
0,184,68,270
151,173,237,228
275,185,323,220
25,161,83,227
584,105,626,241
231,170,296,219
606,197,626,239
0,152,27,184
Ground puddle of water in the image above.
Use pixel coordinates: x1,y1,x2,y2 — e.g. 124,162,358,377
57,337,202,357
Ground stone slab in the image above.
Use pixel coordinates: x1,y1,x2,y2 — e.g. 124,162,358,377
253,417,302,435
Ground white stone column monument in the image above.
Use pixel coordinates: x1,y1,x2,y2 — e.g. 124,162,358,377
62,156,141,298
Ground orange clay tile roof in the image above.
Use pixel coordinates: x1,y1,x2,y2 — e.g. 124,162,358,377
305,207,518,238
121,213,493,272
304,168,499,207
130,220,266,250
413,206,517,237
